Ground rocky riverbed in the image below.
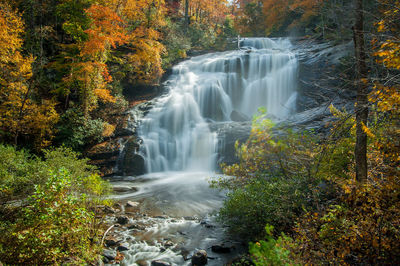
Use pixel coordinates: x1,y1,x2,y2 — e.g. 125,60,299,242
100,172,247,266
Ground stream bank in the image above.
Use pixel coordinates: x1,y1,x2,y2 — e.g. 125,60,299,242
93,37,354,266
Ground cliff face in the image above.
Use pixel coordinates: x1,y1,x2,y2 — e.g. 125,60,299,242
211,39,356,166
90,38,356,176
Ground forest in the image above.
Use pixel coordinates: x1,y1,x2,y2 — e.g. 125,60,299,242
0,0,399,265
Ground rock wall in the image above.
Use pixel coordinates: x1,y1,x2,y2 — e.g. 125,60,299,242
92,38,356,176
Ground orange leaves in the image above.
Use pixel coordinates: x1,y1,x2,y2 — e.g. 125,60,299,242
262,0,324,34
0,2,59,149
94,88,116,103
81,4,128,57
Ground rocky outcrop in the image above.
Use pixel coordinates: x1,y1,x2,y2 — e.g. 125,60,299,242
191,250,207,266
86,138,124,176
90,38,356,175
118,137,145,176
210,121,252,166
293,38,355,112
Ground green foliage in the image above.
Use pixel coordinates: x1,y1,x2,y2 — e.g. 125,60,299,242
217,176,316,240
214,16,238,50
212,111,337,240
0,144,109,204
56,0,92,42
188,21,217,49
55,108,106,151
0,144,110,264
250,225,298,266
161,19,191,68
0,169,103,265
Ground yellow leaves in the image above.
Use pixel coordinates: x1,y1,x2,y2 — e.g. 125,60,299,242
101,122,115,137
361,123,375,138
81,4,128,57
263,0,323,34
94,88,116,103
0,3,59,149
370,83,400,113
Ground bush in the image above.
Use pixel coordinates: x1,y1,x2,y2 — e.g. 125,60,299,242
0,169,103,265
0,145,110,264
0,145,108,203
218,176,315,240
212,112,336,240
55,109,106,151
250,225,298,266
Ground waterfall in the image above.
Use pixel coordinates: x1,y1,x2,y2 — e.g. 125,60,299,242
137,38,298,173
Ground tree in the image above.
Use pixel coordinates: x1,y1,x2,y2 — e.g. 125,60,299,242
353,0,368,181
234,0,266,36
0,2,58,149
262,0,324,35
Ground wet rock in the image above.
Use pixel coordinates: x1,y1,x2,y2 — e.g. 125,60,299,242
127,224,145,230
181,248,190,261
102,249,117,262
116,216,129,225
125,201,140,213
126,201,140,207
113,186,138,193
102,205,116,214
230,110,250,122
114,128,135,137
191,250,207,265
105,236,120,247
137,260,147,266
113,203,124,212
210,121,252,166
117,243,129,252
121,137,145,175
155,215,168,219
183,216,198,221
211,244,231,253
164,240,174,248
151,260,171,266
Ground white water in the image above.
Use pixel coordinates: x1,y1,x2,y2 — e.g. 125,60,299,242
111,38,299,266
138,38,298,173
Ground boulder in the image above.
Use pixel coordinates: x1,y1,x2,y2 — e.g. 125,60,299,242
102,250,117,262
105,236,120,247
126,201,140,208
151,260,171,266
211,244,231,253
117,243,130,252
230,110,250,122
191,250,207,266
116,216,129,225
209,121,252,166
120,138,145,176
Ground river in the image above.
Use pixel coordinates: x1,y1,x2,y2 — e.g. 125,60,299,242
108,37,298,266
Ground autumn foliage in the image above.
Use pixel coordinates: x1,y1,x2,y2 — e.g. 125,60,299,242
0,2,58,149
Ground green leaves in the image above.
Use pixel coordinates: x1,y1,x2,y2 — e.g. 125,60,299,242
0,147,110,265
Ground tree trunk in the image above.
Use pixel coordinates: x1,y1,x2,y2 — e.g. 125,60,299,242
184,0,189,32
353,0,368,181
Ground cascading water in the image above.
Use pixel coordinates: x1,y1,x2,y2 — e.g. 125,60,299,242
109,38,299,266
138,38,298,173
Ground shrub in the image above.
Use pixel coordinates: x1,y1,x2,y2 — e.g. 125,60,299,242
250,225,298,266
0,145,110,264
55,109,106,151
212,111,336,240
217,176,315,240
0,169,103,265
0,145,109,203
